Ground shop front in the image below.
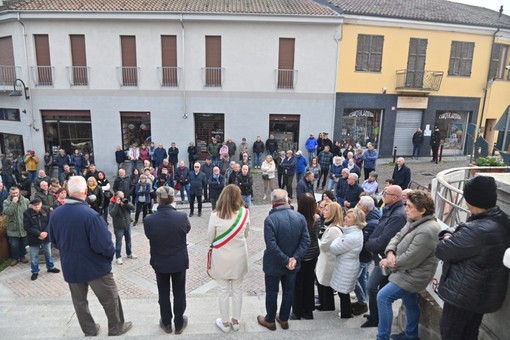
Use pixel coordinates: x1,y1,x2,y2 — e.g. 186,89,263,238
341,109,382,148
434,110,471,156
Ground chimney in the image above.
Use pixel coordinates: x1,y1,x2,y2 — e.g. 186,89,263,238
500,5,504,18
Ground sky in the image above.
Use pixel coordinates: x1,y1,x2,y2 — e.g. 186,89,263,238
450,0,510,13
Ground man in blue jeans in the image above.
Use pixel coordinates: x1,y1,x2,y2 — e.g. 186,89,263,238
257,189,310,331
109,191,137,265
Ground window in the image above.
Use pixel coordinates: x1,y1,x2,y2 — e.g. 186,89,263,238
120,36,138,86
342,109,381,147
355,34,384,72
0,108,21,121
120,112,151,149
489,43,510,80
205,36,222,87
0,133,24,159
277,38,295,88
0,36,17,85
69,35,88,86
41,110,93,156
406,38,428,88
161,35,178,87
34,34,53,86
448,41,474,76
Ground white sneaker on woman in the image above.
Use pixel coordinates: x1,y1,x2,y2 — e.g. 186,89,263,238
231,318,240,331
215,318,230,333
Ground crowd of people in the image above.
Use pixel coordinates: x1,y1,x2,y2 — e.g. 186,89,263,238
0,131,508,340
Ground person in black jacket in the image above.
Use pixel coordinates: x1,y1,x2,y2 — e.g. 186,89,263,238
391,157,411,190
115,146,126,169
411,128,424,159
430,126,441,164
23,198,60,281
144,186,191,334
208,166,225,210
296,171,315,200
281,150,297,199
113,169,133,202
189,162,207,217
236,165,253,209
436,176,510,340
342,173,364,209
109,191,136,265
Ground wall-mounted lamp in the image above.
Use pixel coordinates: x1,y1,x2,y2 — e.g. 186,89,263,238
9,78,30,100
182,113,188,119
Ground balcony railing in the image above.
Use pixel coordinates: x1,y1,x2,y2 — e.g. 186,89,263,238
396,69,443,91
116,66,140,87
66,66,90,86
31,66,54,86
0,65,21,88
158,66,180,87
276,69,298,89
202,67,224,87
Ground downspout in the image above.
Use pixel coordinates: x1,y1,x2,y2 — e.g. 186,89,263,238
180,14,187,119
478,27,500,138
17,11,37,150
332,26,342,138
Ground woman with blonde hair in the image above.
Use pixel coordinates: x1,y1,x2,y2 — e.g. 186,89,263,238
260,155,276,200
330,208,365,318
315,202,343,311
86,176,103,213
207,184,250,333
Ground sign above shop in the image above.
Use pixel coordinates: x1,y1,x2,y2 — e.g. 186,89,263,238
438,112,462,120
348,110,375,118
397,96,428,109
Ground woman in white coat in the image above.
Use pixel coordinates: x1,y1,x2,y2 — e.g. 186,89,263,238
330,208,365,318
207,184,250,333
315,202,343,311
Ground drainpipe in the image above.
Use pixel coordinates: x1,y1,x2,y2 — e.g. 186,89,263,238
478,27,500,139
180,14,187,119
332,27,341,139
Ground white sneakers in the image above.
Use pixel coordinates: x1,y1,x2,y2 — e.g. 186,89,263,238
231,318,240,331
215,318,230,333
262,194,267,200
116,258,123,265
127,254,138,259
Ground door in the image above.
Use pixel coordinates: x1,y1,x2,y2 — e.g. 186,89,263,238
194,113,224,160
406,38,427,88
393,110,423,156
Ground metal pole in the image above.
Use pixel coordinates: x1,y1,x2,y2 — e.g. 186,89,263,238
439,144,444,162
502,109,510,152
393,146,397,163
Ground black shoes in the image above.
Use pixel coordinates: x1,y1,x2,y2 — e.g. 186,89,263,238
351,302,368,316
189,213,194,217
48,268,60,273
175,316,188,335
160,319,172,334
197,212,201,217
31,273,38,281
108,321,133,336
360,319,378,328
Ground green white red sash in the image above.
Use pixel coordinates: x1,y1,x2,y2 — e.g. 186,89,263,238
211,207,249,249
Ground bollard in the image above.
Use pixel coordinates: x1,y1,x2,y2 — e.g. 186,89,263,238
393,146,397,163
439,144,444,162
493,143,497,156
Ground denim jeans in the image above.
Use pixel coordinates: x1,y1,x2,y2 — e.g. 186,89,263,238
28,170,37,183
327,178,337,191
180,184,190,202
296,172,304,184
254,152,263,167
8,236,27,260
412,144,421,158
377,282,420,340
354,262,369,305
264,272,297,323
307,150,316,163
367,265,388,324
242,194,252,210
114,226,132,258
29,243,55,274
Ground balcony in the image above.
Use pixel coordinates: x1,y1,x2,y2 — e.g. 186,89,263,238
31,66,54,86
117,66,140,87
276,69,298,89
66,66,90,86
158,67,180,87
396,69,443,92
0,65,21,91
202,67,224,87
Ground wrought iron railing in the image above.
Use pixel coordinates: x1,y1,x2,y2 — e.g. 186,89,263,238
31,66,54,86
66,66,89,86
0,65,20,87
117,66,140,87
276,69,297,89
396,69,443,91
202,67,223,87
158,66,180,87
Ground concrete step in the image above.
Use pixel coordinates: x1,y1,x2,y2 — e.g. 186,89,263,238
0,293,379,339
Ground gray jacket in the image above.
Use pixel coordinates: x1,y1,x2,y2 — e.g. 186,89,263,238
109,201,135,229
385,215,440,293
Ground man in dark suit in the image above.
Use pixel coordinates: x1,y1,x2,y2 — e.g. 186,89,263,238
189,162,207,217
144,186,191,334
257,189,310,331
391,157,411,190
296,171,314,200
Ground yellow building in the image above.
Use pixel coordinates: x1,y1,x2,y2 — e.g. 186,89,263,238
326,0,510,157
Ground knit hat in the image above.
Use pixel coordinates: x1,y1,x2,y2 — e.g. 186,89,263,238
464,176,498,209
30,198,42,205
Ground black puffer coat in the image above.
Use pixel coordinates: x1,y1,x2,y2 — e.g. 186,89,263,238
435,206,510,313
23,206,51,246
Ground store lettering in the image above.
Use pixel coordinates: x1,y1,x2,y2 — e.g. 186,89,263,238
349,110,374,118
439,112,461,120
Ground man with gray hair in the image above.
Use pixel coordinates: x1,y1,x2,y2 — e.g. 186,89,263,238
49,176,132,336
144,186,191,334
257,189,310,331
343,173,364,208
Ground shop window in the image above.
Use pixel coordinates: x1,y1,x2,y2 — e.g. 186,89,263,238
434,111,470,152
0,108,21,121
41,110,93,156
120,112,151,149
269,114,300,150
489,43,510,80
194,113,224,160
342,109,381,148
0,133,24,158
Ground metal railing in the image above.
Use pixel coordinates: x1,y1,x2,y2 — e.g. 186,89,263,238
202,67,223,87
396,69,443,91
116,66,140,87
0,65,20,87
276,69,297,89
434,166,509,228
158,66,180,87
66,66,89,86
31,66,54,86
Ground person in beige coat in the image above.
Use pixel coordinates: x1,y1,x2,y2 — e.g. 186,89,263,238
315,202,343,311
260,155,276,200
207,184,250,333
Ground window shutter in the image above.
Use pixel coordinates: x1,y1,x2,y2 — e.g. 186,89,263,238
34,34,52,85
161,35,177,86
460,42,474,76
205,36,221,86
355,34,364,71
120,36,137,86
0,36,15,83
448,41,459,76
70,35,86,66
278,38,295,88
489,44,501,79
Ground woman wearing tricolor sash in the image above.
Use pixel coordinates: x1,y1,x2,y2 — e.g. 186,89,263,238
207,184,250,333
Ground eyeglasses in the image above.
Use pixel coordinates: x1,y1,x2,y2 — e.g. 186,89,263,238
382,191,397,197
194,166,200,168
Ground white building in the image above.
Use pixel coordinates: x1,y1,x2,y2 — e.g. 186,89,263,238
0,0,342,175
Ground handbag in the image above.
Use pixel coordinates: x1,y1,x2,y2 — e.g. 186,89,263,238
262,174,269,180
175,181,182,191
207,207,249,278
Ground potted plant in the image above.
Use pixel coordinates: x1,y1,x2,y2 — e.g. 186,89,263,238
470,157,506,176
